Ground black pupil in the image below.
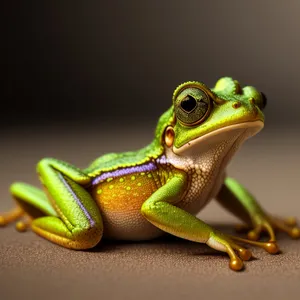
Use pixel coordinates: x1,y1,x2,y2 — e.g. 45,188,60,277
180,95,197,112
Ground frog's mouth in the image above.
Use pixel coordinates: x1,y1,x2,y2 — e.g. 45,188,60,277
173,120,264,157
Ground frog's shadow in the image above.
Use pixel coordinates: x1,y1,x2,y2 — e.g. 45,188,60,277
85,223,285,259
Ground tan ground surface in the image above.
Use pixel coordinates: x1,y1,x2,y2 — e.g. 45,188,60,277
0,125,299,300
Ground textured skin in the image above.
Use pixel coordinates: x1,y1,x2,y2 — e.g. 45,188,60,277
89,162,175,240
1,77,299,271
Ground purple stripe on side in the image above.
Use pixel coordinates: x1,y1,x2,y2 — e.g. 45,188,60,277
156,155,168,165
58,173,95,227
91,162,157,186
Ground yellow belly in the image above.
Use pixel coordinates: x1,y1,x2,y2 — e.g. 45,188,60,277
90,171,164,240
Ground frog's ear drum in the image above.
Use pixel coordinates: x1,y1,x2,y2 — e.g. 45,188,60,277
164,126,174,147
258,92,267,110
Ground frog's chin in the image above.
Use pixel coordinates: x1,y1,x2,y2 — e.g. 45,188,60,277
173,120,264,157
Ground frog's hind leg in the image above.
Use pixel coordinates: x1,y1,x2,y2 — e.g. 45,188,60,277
0,182,58,231
31,158,103,250
1,158,103,250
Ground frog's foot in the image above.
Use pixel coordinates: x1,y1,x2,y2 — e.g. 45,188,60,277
209,230,281,271
208,232,253,271
1,182,58,233
0,206,24,227
229,235,280,255
15,216,32,232
235,215,300,241
0,206,32,232
271,216,300,239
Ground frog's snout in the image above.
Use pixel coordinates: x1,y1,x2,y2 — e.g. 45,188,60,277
247,92,267,112
249,92,267,111
230,96,264,124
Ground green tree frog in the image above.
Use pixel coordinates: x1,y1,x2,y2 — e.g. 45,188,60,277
1,77,299,271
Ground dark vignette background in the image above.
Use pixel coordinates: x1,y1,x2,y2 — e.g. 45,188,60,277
1,1,300,129
1,1,300,300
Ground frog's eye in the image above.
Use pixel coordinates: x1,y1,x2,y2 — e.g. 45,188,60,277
180,95,197,113
174,87,212,126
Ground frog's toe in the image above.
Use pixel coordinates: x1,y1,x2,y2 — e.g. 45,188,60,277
0,206,24,227
208,233,252,271
236,222,276,242
247,225,263,241
229,257,244,271
235,216,277,242
271,216,300,239
235,215,300,241
229,235,280,255
0,216,5,226
230,243,252,261
283,216,298,226
222,241,250,271
249,221,277,242
15,216,32,232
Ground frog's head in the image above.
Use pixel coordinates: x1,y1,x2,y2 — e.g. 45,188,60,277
158,77,266,156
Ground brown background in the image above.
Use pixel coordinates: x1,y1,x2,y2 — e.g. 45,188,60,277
1,1,300,299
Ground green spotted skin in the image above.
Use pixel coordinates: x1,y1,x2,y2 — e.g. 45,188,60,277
1,77,298,272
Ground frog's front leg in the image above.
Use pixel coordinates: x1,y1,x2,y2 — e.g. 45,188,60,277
141,174,254,271
216,177,300,242
2,158,103,249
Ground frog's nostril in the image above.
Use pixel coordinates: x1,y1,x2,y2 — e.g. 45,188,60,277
248,97,255,105
232,102,241,109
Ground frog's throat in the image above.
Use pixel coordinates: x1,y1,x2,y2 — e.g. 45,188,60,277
172,120,264,156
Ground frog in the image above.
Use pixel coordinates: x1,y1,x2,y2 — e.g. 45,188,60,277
1,77,299,271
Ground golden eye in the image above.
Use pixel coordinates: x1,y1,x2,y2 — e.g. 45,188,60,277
174,87,212,126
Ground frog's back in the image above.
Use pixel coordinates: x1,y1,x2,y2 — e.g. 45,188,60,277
85,140,162,175
85,107,174,177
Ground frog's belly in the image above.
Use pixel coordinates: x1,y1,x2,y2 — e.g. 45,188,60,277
90,171,164,240
89,166,224,241
101,209,164,240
